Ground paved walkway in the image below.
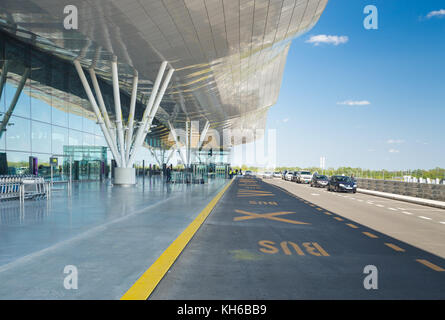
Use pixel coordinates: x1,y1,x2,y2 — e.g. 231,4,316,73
0,176,229,299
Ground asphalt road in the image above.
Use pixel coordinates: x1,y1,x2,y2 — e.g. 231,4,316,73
267,178,445,258
150,176,445,299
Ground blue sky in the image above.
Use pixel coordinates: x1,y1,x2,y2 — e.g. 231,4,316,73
263,0,445,170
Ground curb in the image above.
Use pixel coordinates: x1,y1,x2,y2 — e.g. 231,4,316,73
357,188,445,210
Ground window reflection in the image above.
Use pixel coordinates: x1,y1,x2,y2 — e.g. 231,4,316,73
68,129,82,146
31,120,51,154
6,116,30,151
52,126,68,155
6,151,29,175
6,81,31,118
0,34,122,181
30,95,51,123
52,105,68,127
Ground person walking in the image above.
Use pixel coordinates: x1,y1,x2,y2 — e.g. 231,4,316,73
166,166,172,183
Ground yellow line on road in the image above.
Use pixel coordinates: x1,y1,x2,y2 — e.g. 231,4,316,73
334,217,344,221
120,179,234,300
324,211,332,215
362,231,378,238
346,223,358,229
416,259,445,272
384,243,405,252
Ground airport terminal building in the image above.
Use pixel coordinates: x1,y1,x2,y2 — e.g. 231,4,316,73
0,0,327,182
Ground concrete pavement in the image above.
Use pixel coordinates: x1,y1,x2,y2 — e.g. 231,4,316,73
0,177,229,299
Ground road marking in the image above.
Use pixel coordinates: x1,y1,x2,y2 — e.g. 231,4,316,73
356,199,363,202
237,189,272,194
440,221,445,225
120,178,234,300
334,217,344,221
403,211,413,215
311,193,320,196
416,259,445,272
376,204,384,207
418,216,432,220
316,208,323,211
324,211,332,215
234,209,310,225
249,200,278,205
388,207,397,211
362,231,378,238
237,189,275,197
346,223,358,229
385,243,405,252
259,241,329,256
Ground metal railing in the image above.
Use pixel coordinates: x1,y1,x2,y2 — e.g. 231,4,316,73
356,178,445,202
0,175,51,203
170,172,208,184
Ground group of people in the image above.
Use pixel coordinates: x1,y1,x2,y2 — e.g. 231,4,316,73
229,168,242,179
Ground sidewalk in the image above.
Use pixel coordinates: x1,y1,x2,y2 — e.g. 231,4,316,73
357,188,445,209
0,176,230,299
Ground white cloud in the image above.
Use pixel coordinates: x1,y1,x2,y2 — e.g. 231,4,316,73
282,118,289,123
386,139,405,144
337,100,371,106
388,149,400,153
426,9,445,18
305,35,349,46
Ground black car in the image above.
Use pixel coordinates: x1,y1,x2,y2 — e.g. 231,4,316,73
327,175,357,193
311,174,329,187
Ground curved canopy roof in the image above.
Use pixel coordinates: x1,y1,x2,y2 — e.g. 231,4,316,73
0,0,327,146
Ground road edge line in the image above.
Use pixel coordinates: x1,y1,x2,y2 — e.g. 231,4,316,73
120,178,234,300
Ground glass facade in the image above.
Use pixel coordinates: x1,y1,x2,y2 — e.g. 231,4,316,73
0,32,115,180
0,31,192,178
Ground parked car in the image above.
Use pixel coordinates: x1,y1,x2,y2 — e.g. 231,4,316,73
284,171,294,181
262,172,273,179
297,171,312,184
273,172,281,178
327,175,357,193
282,170,288,180
245,170,253,176
311,174,329,187
291,171,300,182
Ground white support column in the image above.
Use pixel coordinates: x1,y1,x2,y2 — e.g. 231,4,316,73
149,146,162,167
89,67,117,150
126,61,167,167
125,71,138,163
128,65,174,167
146,68,175,130
186,120,191,167
167,120,187,167
0,60,10,101
111,56,126,167
74,59,122,167
198,120,210,150
195,120,209,163
0,67,30,139
166,147,176,164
